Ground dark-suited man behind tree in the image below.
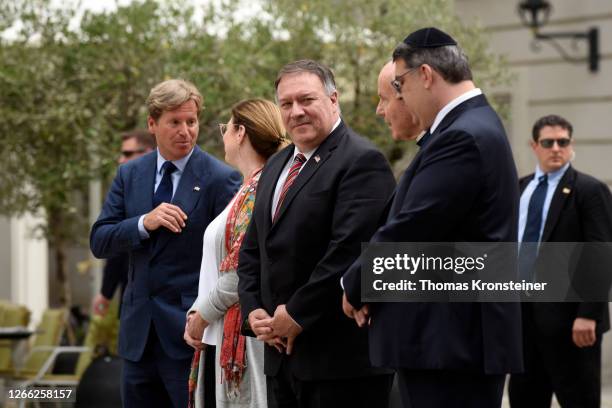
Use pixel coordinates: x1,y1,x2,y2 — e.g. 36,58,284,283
342,27,523,408
237,60,396,408
509,114,612,408
90,79,241,408
92,129,157,319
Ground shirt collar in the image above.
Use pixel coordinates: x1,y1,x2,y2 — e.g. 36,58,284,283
292,117,341,161
156,147,195,174
535,162,570,183
430,88,482,134
415,130,427,144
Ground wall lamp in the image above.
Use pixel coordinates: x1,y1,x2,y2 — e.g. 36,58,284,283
518,0,599,72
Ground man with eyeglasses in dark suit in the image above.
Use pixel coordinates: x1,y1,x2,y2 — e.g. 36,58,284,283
509,114,612,408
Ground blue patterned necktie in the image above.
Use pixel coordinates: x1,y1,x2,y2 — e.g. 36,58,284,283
153,161,178,208
518,174,548,281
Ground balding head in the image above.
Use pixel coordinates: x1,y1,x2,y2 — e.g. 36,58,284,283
376,61,422,141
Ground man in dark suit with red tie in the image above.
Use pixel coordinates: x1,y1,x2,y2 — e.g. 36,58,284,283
509,114,612,408
342,28,523,408
237,59,395,408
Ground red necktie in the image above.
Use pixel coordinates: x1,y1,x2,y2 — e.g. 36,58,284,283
273,153,306,222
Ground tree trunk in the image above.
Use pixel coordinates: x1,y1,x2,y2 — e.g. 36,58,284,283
48,211,72,308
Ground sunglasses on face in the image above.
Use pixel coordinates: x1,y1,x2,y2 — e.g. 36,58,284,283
538,138,571,148
390,67,418,94
121,149,145,158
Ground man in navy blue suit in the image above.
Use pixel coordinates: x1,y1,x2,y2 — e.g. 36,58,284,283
342,28,523,408
90,79,241,408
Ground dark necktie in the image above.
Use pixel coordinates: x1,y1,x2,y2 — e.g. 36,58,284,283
153,161,178,208
273,153,306,222
518,174,548,281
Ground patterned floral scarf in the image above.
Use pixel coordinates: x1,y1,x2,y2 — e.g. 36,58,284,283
219,168,261,396
188,167,262,407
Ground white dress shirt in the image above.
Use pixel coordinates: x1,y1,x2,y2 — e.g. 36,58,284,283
518,163,570,243
430,88,482,134
138,147,195,239
271,117,341,218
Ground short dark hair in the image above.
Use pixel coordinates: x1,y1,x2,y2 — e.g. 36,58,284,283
392,43,472,84
121,129,156,150
532,115,573,141
274,59,337,96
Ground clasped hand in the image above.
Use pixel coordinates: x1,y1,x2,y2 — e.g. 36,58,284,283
342,292,370,328
183,311,209,350
249,305,302,355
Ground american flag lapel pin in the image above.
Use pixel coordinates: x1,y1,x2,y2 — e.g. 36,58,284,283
562,187,571,194
193,186,200,192
314,155,320,163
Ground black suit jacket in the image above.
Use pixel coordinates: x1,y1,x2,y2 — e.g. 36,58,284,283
237,120,396,380
519,166,612,335
344,94,524,374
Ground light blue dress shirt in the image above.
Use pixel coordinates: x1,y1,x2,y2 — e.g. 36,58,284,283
518,163,570,243
137,148,195,239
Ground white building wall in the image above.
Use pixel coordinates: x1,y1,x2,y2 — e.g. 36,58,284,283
0,214,49,326
455,0,612,388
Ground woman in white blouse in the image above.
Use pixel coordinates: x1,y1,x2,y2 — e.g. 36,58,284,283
184,99,287,408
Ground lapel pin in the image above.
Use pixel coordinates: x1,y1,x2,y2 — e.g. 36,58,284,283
193,186,200,192
314,155,320,163
562,187,571,194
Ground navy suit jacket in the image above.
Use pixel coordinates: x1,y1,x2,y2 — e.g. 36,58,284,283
343,94,524,374
90,146,241,361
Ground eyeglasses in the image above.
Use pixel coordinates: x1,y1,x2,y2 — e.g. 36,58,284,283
391,67,417,94
121,149,145,158
538,138,571,148
218,123,239,136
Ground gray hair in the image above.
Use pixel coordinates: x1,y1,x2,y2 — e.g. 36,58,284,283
274,59,337,96
392,44,472,84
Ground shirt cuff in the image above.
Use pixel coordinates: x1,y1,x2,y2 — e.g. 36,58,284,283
138,215,150,240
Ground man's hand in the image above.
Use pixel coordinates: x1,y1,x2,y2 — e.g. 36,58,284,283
143,203,187,233
249,309,286,353
249,308,273,337
342,293,370,328
572,317,597,348
92,293,111,317
261,305,303,355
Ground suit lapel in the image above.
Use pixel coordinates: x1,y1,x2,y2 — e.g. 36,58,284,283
519,175,535,195
269,121,344,230
541,166,575,242
387,148,425,218
154,147,207,254
260,146,294,233
172,147,207,216
133,151,157,217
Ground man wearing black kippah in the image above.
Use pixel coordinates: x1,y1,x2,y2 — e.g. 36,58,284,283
342,27,523,407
